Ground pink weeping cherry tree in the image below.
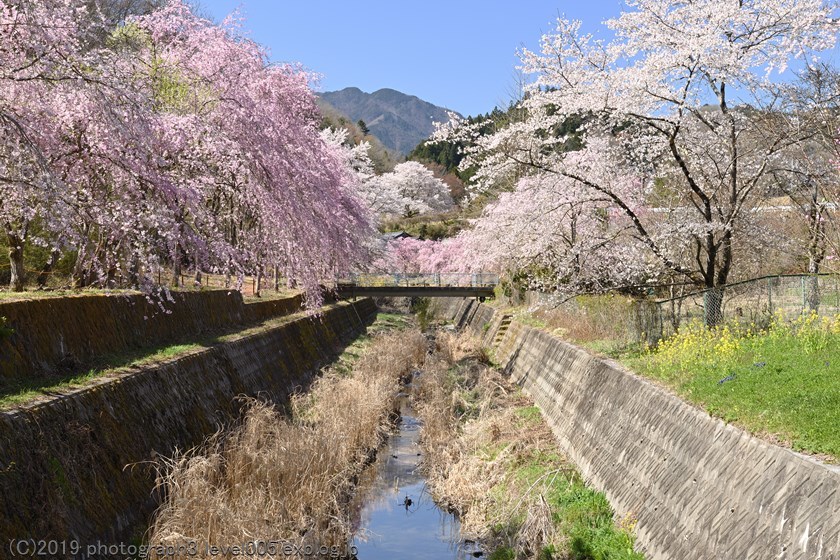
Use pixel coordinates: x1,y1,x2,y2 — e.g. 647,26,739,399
1,0,374,305
0,0,106,291
108,1,374,304
374,237,467,275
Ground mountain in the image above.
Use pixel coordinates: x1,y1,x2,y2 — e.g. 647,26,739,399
317,100,398,174
317,87,459,155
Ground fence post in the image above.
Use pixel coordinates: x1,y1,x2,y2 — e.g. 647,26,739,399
767,278,773,314
801,276,806,314
658,304,664,341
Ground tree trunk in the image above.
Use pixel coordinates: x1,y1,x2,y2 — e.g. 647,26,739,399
805,193,824,313
128,257,141,289
805,259,821,313
255,266,263,298
36,249,60,288
171,246,181,288
273,265,279,292
703,286,725,327
7,234,25,292
73,266,88,288
194,269,202,287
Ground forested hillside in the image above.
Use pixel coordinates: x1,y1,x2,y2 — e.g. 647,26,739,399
318,87,459,155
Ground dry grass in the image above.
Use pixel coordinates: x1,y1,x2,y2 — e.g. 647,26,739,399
415,332,558,555
147,329,427,557
415,331,643,559
519,294,656,356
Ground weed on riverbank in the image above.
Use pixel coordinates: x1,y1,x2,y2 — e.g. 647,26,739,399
146,317,426,558
414,332,643,560
507,295,840,462
628,313,840,461
506,295,647,357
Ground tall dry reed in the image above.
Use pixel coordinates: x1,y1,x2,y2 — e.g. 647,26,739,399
414,331,561,556
147,329,427,558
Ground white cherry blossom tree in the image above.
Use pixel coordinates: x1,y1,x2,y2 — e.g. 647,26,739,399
361,161,454,218
436,0,838,323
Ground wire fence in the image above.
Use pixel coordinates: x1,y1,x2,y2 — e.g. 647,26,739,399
654,274,840,339
516,274,840,348
654,274,840,336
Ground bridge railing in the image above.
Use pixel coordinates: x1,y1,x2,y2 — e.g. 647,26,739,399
344,272,499,288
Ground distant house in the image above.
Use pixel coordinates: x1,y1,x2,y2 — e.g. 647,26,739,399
381,231,412,241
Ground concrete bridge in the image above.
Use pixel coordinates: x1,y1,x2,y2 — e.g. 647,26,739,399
335,272,498,299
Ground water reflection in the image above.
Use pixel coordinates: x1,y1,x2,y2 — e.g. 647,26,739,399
350,402,481,559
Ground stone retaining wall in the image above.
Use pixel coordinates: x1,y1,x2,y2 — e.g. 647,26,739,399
0,298,376,550
436,298,840,560
0,290,307,381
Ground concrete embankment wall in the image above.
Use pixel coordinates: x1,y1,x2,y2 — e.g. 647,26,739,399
432,298,840,560
0,290,307,381
0,298,375,548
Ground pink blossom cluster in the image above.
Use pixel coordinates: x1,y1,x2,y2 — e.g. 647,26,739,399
375,237,468,274
1,0,373,305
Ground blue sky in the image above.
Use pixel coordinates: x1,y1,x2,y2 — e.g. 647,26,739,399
197,0,839,117
196,0,625,116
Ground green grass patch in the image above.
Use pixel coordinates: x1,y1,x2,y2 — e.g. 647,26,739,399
487,439,642,560
241,288,300,302
0,288,141,302
513,312,547,329
514,405,543,425
627,314,840,461
0,342,205,409
488,548,516,560
478,441,510,462
0,285,299,303
504,295,839,462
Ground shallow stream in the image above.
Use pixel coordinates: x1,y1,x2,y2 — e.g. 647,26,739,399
349,397,482,559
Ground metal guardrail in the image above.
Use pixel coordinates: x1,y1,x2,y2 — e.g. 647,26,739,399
345,272,499,288
335,272,499,300
335,284,495,299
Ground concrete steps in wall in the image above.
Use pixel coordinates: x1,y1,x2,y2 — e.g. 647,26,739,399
492,314,513,346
